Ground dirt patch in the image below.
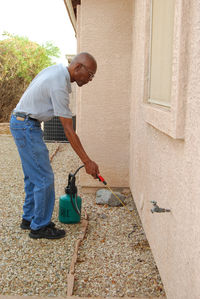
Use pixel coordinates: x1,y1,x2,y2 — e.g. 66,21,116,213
0,123,11,135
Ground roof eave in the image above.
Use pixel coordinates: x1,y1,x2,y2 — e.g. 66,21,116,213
63,0,77,33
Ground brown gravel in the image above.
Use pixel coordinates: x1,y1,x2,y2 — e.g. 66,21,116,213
0,134,166,297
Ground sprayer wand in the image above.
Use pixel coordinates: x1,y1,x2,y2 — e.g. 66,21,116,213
96,174,130,212
96,174,141,236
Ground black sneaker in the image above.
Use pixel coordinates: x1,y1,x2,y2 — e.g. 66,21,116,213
29,226,66,239
20,219,55,230
20,219,31,230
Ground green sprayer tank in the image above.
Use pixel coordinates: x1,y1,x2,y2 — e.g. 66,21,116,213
59,166,84,224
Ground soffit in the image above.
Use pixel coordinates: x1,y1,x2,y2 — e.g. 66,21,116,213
71,0,81,17
63,0,80,32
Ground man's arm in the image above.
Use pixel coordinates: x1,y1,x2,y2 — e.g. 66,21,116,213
59,117,99,178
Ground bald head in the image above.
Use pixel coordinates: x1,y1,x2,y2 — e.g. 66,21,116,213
68,52,97,87
70,52,97,69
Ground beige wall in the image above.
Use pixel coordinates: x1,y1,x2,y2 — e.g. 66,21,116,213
75,0,200,297
130,1,200,299
76,0,132,189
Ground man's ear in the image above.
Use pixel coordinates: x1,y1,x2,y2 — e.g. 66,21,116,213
74,63,82,72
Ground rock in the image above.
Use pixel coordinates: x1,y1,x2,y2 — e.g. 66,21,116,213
100,213,107,219
96,189,110,205
96,189,125,207
108,192,125,207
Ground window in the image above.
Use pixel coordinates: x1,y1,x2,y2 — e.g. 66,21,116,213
148,0,175,107
143,0,188,139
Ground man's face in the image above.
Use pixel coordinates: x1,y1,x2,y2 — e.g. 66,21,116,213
75,63,96,86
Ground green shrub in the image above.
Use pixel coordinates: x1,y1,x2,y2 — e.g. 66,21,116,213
0,32,60,122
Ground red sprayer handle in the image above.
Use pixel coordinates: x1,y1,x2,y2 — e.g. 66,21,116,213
96,175,107,185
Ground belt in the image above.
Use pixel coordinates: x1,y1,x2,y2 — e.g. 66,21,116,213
12,112,38,122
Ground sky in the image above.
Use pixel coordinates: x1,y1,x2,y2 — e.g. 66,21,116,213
0,0,77,64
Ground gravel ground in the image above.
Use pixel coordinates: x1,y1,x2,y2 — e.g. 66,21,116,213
0,135,166,297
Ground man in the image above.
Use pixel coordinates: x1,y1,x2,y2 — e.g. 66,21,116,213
10,52,100,240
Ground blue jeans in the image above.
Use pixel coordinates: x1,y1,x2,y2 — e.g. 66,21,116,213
10,115,55,230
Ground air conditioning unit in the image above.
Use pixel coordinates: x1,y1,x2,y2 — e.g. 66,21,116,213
43,116,76,142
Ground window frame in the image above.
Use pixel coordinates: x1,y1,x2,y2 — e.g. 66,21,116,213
142,0,188,139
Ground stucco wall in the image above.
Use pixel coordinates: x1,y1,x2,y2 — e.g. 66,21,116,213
76,0,132,189
75,0,200,296
130,1,200,298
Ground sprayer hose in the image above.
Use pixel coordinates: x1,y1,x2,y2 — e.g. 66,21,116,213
73,165,85,176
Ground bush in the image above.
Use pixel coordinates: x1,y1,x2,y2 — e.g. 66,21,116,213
0,32,60,122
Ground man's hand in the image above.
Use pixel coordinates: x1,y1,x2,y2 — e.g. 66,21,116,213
84,160,100,178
